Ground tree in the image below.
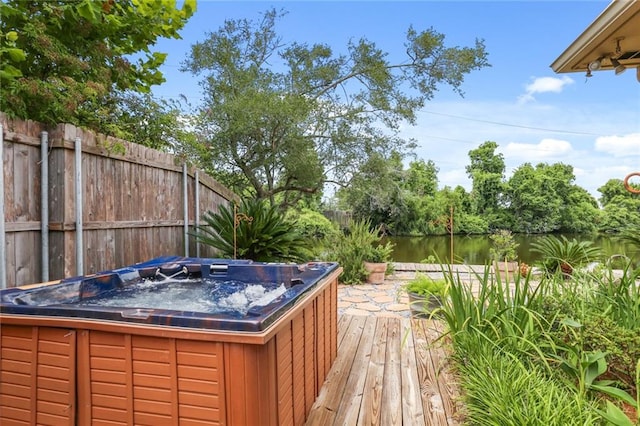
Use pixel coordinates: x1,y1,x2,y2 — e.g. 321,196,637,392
597,179,640,232
0,0,196,131
598,178,636,207
104,92,198,152
339,151,409,235
465,141,506,224
0,28,24,81
507,162,598,234
182,8,489,207
404,159,439,197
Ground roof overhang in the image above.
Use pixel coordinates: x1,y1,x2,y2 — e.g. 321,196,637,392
551,0,640,76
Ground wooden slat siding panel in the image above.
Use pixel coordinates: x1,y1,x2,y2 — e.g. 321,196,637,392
315,291,326,390
358,317,389,426
124,334,134,425
276,322,294,426
292,315,306,426
303,305,316,415
0,326,75,425
0,407,30,425
2,393,31,410
430,320,460,423
0,325,34,423
223,343,247,425
30,327,43,422
1,382,29,399
77,330,91,424
189,340,224,425
244,344,267,426
86,331,128,425
325,288,333,380
324,286,333,379
330,280,337,362
258,338,278,426
305,315,367,425
380,318,402,426
412,319,448,426
132,336,172,423
333,315,378,426
2,357,32,375
400,317,427,425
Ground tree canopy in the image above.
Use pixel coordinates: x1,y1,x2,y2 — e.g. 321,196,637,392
181,8,489,208
0,0,196,135
335,141,634,236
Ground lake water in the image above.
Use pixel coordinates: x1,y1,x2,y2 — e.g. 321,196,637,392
385,234,638,265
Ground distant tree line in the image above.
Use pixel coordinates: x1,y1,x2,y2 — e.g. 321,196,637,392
333,141,640,236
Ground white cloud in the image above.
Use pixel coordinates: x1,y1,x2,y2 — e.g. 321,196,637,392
517,76,574,104
594,133,640,157
439,169,470,191
501,139,573,162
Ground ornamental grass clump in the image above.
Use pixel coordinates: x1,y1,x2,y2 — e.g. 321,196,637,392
439,256,639,425
438,263,550,355
454,338,599,425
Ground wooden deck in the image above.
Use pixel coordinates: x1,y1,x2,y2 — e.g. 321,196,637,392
305,314,461,425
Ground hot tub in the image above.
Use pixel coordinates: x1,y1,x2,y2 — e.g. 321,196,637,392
0,256,341,425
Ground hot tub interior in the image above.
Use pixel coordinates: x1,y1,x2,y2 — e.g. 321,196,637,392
0,256,339,331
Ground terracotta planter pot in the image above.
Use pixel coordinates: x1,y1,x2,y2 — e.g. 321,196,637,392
364,261,387,284
493,260,519,282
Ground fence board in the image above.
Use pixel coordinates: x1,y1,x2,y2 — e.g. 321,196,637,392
1,113,236,287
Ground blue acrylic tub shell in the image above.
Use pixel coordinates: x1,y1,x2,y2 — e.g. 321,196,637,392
0,256,339,332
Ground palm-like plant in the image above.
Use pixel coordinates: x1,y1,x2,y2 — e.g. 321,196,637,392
531,235,602,277
191,198,311,262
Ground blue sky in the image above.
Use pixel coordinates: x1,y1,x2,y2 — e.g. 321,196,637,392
151,1,640,201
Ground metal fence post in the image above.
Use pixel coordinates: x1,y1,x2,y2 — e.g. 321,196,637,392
75,137,83,275
183,163,189,257
41,131,49,282
194,170,200,258
0,125,6,289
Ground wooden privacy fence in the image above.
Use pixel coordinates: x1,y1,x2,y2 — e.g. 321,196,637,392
0,112,237,289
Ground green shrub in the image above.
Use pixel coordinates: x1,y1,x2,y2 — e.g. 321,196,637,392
191,198,311,262
327,219,394,284
489,229,519,262
287,208,338,241
402,273,448,297
286,208,339,258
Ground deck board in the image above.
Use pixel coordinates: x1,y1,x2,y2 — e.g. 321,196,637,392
333,316,376,425
306,315,461,426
